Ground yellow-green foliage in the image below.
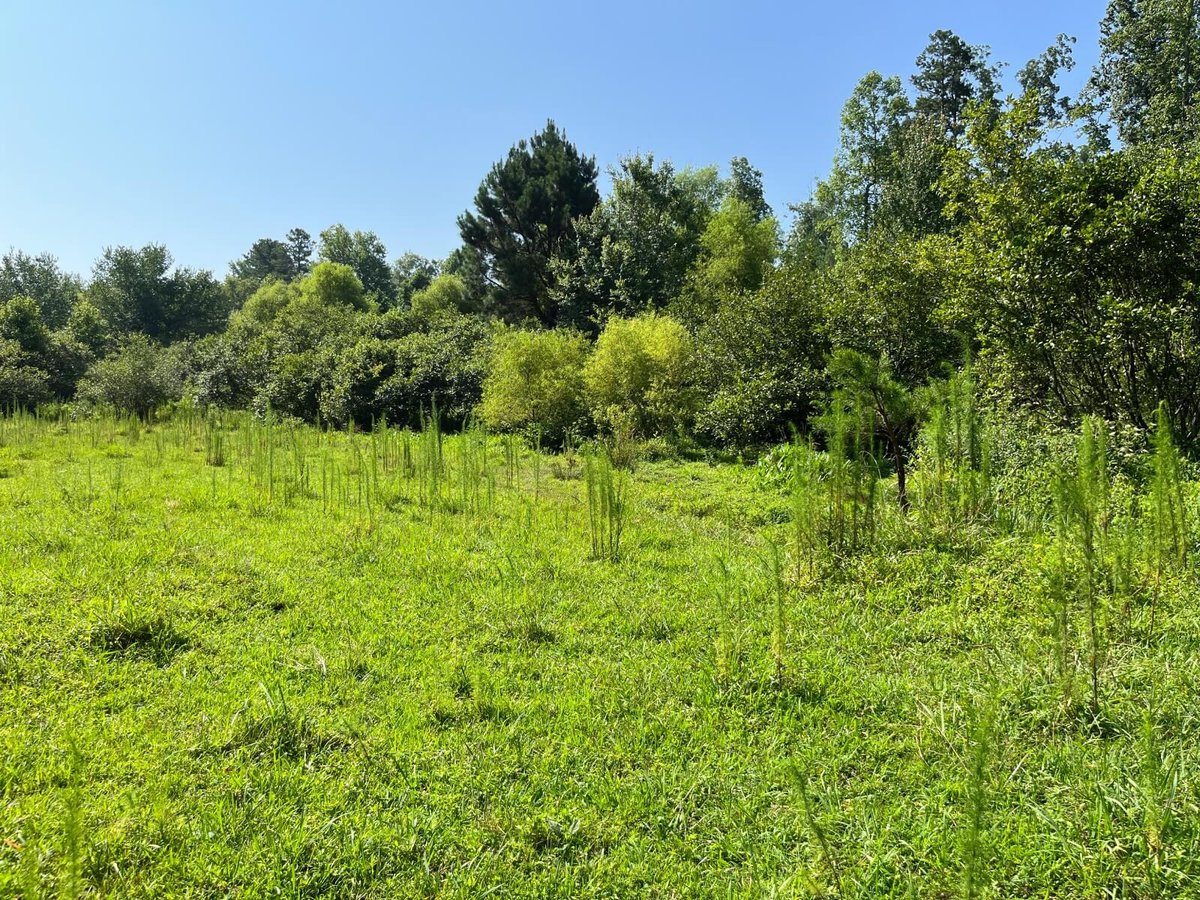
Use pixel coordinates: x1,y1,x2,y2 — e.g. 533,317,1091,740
229,263,371,355
583,312,696,436
231,263,370,335
296,261,372,312
409,274,467,319
479,328,588,444
692,196,779,295
230,279,298,331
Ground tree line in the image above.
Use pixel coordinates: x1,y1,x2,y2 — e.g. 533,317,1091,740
4,1,1200,470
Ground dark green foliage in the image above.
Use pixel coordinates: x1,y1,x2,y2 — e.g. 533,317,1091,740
952,129,1200,446
391,252,441,307
319,310,491,429
284,228,314,276
0,297,94,402
693,267,827,447
193,263,490,429
727,156,772,222
226,233,311,306
458,120,600,326
784,194,842,271
88,245,230,343
827,71,913,242
40,334,93,400
912,29,1001,141
441,245,491,314
1017,34,1078,130
0,338,50,409
230,238,298,284
0,296,52,362
550,155,718,327
821,233,963,388
63,300,113,360
7,13,1200,503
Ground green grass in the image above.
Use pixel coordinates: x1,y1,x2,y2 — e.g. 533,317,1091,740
1,410,1198,897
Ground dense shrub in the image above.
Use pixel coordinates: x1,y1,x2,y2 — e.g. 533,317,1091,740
0,339,50,409
0,296,103,402
583,312,696,437
41,333,93,398
479,328,589,444
188,333,250,408
822,233,963,387
0,296,51,360
76,335,184,415
953,137,1200,447
259,347,332,420
191,265,377,418
319,311,491,428
298,261,372,312
693,268,828,448
63,300,114,359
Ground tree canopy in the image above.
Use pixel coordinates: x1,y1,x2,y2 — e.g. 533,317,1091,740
458,120,600,326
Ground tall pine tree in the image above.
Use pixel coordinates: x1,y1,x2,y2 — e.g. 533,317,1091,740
458,121,599,326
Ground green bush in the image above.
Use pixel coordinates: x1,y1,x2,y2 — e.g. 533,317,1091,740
318,311,491,429
583,312,696,437
75,335,184,416
63,299,114,360
298,261,372,312
693,268,827,448
0,339,50,409
260,347,332,421
479,328,589,445
191,265,377,419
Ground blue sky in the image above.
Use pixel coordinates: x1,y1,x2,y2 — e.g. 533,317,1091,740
1,0,1105,278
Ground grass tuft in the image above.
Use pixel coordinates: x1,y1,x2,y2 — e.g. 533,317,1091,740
88,611,191,665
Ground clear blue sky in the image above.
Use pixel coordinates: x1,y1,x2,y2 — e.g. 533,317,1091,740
1,0,1104,279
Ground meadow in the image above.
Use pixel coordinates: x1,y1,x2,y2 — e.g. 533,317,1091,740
1,405,1198,898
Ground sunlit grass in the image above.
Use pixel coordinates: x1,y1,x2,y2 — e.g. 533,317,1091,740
0,408,1198,897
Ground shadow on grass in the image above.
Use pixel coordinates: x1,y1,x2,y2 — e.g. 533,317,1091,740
88,612,192,665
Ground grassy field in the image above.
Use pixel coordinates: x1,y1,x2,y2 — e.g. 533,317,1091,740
1,409,1198,898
